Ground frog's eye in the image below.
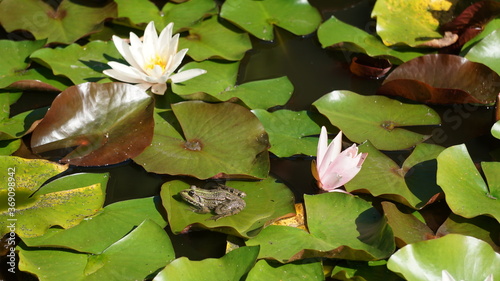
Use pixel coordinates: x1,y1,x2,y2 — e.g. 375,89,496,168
188,190,195,196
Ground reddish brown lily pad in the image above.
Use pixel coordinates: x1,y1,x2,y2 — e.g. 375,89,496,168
377,54,500,104
349,55,392,79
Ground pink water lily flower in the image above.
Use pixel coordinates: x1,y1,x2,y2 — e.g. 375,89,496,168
442,270,493,281
312,126,367,193
103,21,206,95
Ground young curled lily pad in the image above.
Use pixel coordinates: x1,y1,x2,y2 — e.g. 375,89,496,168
31,82,155,166
377,54,500,104
134,101,270,179
246,260,324,281
387,234,500,281
161,178,295,238
313,90,441,150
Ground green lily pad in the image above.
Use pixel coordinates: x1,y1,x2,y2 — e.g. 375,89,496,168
381,201,433,248
387,234,500,281
0,0,117,44
346,142,444,209
179,16,252,61
246,260,324,281
313,90,441,150
19,219,175,281
0,156,107,238
436,213,500,252
465,28,500,75
462,18,500,52
252,109,320,157
0,107,48,141
0,139,21,156
134,101,270,179
217,76,293,109
153,246,258,281
114,0,217,32
247,193,395,262
436,144,500,222
492,120,500,139
23,197,167,253
162,177,295,238
371,0,452,47
331,260,403,281
31,82,155,166
317,16,426,64
30,40,122,85
220,0,321,41
171,60,239,96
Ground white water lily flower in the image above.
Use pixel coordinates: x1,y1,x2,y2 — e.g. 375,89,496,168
442,270,494,281
312,126,367,193
103,21,206,95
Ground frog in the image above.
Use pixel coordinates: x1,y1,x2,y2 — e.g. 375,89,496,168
179,184,246,221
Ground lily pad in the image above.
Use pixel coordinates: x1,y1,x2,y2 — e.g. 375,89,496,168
381,201,434,248
0,156,107,238
377,54,500,104
247,193,395,262
220,0,321,41
30,40,122,85
313,90,441,150
387,234,500,281
0,0,117,44
217,76,293,109
462,18,500,51
371,0,453,47
252,109,320,157
19,219,175,281
23,197,167,254
161,177,295,238
0,139,21,156
331,260,403,281
0,106,47,141
171,60,239,96
465,28,500,75
246,260,324,281
346,142,444,209
134,101,270,179
179,16,252,61
31,82,155,166
317,16,426,64
153,246,258,281
114,0,217,32
436,144,500,222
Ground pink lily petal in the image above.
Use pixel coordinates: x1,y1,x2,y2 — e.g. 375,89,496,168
321,146,367,190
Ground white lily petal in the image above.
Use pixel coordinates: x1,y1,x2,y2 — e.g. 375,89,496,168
168,48,189,75
135,83,153,91
442,270,457,281
143,21,158,59
151,83,167,95
316,126,329,169
158,22,174,54
111,36,142,71
103,69,145,84
129,32,143,50
107,61,148,79
484,275,494,281
170,68,207,83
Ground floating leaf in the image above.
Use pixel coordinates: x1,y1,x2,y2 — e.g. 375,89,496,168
317,16,426,64
382,202,434,248
387,234,500,281
153,246,258,281
0,157,108,238
461,18,500,51
23,197,167,253
216,76,293,109
30,40,122,85
247,193,395,262
114,0,217,32
246,260,324,281
134,101,270,179
31,82,154,166
252,109,320,157
0,0,117,44
371,0,453,47
19,220,175,281
313,90,441,150
331,260,403,281
349,55,392,78
465,28,500,75
378,54,500,104
171,60,239,96
220,0,321,41
346,142,444,209
179,16,252,61
436,144,500,222
0,139,21,156
162,178,295,238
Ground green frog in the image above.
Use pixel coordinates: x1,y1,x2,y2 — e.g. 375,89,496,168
179,184,246,220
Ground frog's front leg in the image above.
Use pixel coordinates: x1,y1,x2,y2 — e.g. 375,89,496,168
210,199,246,220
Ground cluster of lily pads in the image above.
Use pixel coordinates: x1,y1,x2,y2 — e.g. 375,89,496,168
0,0,499,280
